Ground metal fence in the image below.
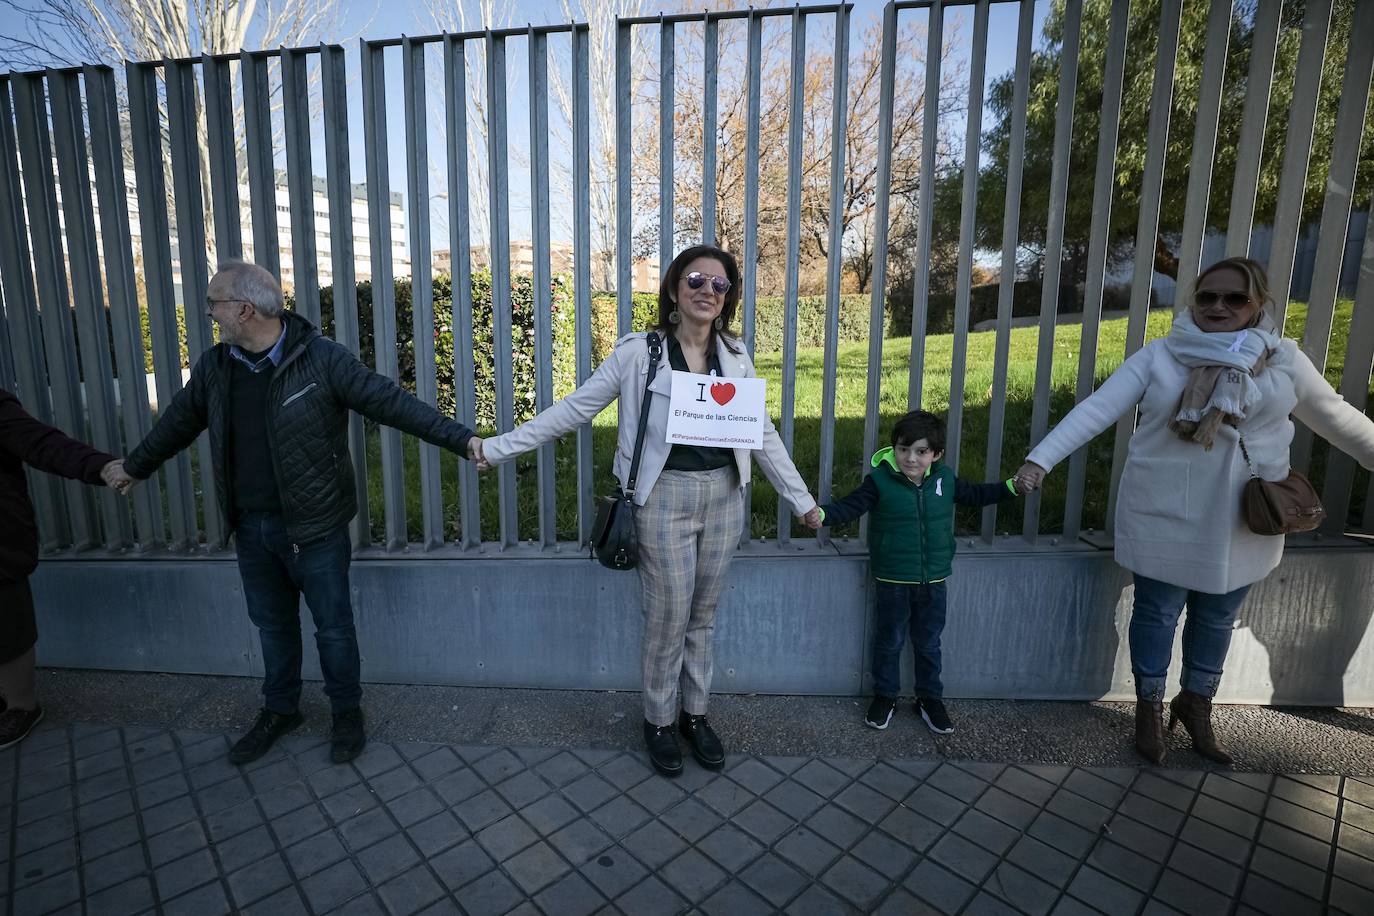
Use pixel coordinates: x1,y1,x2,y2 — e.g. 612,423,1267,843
1,0,1372,559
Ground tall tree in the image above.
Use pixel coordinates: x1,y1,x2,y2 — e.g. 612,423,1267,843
629,13,965,296
955,0,1373,294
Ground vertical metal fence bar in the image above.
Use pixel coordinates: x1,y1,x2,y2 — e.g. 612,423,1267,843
659,19,674,272
48,69,128,548
485,31,519,547
981,0,1033,542
860,2,898,547
240,51,280,278
128,62,197,548
1264,0,1334,328
1174,0,1232,299
14,72,96,548
946,0,989,475
0,77,64,545
529,29,557,548
1060,0,1129,541
202,56,243,261
701,13,718,245
361,39,408,550
1290,5,1374,476
908,0,943,410
282,48,321,325
321,43,370,548
445,34,481,548
0,285,12,391
86,64,163,545
1022,0,1082,541
615,21,633,335
166,58,223,549
1321,194,1374,535
776,7,807,545
1225,0,1282,258
817,2,851,546
1103,0,1181,534
572,24,595,546
739,9,762,547
402,36,444,549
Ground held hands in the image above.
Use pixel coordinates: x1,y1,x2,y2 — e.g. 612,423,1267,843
1013,461,1046,495
801,507,823,530
101,459,136,495
467,436,492,471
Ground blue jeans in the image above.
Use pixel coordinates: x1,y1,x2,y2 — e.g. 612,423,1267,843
234,513,360,715
872,581,948,699
1130,573,1251,701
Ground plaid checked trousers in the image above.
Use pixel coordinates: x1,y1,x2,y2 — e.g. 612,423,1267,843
634,467,744,726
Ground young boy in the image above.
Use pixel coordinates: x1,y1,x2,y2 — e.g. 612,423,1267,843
811,410,1025,734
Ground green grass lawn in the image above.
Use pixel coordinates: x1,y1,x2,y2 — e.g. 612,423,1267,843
361,299,1370,545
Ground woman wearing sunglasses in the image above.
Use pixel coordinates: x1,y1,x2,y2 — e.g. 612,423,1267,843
1014,257,1374,767
475,244,820,776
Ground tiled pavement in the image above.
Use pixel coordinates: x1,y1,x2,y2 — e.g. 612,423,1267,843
5,723,1374,916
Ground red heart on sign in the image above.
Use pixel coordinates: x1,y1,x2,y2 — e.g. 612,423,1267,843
710,382,736,406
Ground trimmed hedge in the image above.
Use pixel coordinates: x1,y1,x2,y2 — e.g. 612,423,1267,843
320,270,577,429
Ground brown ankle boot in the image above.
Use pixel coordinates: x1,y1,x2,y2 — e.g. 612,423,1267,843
1134,700,1166,765
1169,690,1233,765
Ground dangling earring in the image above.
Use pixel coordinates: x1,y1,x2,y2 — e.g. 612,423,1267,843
669,310,681,325
713,316,723,330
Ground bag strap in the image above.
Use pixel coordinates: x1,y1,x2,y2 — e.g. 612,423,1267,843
625,331,663,496
1236,429,1259,480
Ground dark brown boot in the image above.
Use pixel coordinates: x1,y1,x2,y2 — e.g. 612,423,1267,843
1169,691,1233,765
1134,700,1166,765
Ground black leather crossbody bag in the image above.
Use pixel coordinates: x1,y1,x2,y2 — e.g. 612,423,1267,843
590,332,663,569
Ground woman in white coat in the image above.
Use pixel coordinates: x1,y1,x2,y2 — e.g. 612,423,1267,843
1016,258,1374,765
474,245,821,777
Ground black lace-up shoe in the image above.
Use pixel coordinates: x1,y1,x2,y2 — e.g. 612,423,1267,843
0,705,43,750
865,696,896,730
228,709,303,765
678,711,725,770
644,720,683,777
331,708,367,764
916,696,955,734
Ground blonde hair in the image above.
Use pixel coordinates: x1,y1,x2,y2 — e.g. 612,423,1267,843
1193,257,1273,327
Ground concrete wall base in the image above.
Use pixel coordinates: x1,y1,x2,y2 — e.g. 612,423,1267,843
32,540,1374,706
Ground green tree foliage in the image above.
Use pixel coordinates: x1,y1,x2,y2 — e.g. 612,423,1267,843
953,0,1372,284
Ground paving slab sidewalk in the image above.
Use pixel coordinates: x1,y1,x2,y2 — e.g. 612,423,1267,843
6,671,1374,915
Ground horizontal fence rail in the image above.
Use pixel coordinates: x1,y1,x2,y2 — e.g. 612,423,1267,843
0,0,1370,561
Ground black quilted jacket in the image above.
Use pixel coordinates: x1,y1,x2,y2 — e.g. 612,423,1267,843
125,311,474,546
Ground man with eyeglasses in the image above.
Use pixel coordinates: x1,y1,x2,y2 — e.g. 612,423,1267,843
108,260,483,766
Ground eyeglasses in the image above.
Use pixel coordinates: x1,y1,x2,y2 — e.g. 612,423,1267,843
684,272,731,295
205,296,243,311
1194,290,1253,309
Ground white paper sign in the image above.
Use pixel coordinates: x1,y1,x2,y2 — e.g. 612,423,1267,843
664,371,767,450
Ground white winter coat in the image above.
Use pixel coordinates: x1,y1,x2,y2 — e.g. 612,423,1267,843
1026,338,1374,593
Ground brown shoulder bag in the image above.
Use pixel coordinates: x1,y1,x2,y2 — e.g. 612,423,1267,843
1237,431,1325,536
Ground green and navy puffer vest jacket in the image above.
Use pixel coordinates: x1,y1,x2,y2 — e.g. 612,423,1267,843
819,447,1016,583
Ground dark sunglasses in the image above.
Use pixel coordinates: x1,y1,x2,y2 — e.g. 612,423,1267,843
685,271,731,295
1194,290,1253,309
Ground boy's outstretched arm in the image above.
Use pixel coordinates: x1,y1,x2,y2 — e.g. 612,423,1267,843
817,475,879,528
954,476,1021,508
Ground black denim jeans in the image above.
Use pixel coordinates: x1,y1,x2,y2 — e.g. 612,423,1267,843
234,512,360,715
871,580,948,699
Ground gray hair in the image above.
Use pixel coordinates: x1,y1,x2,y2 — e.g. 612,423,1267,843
215,260,285,318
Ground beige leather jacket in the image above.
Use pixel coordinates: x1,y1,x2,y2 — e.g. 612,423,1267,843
482,331,818,515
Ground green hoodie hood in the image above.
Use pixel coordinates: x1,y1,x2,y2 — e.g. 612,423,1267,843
871,445,934,479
